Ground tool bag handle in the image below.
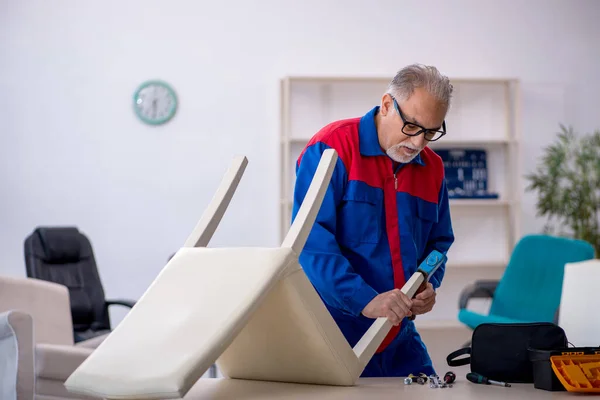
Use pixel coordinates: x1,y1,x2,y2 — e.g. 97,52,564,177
447,346,471,367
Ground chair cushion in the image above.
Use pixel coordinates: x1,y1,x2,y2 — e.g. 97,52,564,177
65,247,296,399
458,309,529,330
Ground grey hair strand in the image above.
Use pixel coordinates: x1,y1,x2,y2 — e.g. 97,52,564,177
386,64,453,107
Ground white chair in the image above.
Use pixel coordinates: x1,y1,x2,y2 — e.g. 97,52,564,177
558,259,600,347
64,149,444,399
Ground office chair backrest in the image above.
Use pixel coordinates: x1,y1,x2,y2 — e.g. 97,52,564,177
24,227,110,334
490,234,595,322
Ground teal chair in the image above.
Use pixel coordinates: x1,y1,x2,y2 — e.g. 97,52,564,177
458,234,595,330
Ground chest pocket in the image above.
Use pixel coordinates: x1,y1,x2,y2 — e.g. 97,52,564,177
337,187,383,245
413,199,439,254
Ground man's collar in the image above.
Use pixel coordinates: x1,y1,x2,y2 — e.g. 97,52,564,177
358,106,425,166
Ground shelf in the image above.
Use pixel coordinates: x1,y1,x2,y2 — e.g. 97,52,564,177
286,137,516,146
282,198,511,208
430,138,516,147
284,75,518,85
284,76,391,83
450,199,511,207
413,319,465,330
446,261,508,269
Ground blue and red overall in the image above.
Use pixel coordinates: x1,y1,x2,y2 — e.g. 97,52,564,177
291,106,455,377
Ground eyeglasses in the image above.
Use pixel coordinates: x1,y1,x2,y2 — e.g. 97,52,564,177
391,95,447,142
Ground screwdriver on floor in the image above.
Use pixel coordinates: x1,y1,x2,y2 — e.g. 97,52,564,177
467,372,511,387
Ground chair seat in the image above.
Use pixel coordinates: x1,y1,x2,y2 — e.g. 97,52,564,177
65,247,297,399
458,309,542,330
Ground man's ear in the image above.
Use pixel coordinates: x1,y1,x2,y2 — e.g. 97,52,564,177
380,93,393,116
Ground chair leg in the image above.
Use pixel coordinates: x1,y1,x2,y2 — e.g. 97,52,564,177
183,156,248,248
282,149,337,254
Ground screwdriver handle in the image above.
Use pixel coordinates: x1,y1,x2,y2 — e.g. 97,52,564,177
467,372,487,384
467,372,511,387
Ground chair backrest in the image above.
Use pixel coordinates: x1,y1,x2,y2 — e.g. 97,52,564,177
490,234,595,322
0,275,74,345
558,259,600,346
24,227,110,333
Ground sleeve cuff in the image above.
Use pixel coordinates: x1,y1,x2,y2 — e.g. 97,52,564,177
429,265,446,290
344,280,379,317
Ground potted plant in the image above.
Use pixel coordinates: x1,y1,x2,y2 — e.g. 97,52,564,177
525,124,600,256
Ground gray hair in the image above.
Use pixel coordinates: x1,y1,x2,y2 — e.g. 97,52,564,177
386,64,453,108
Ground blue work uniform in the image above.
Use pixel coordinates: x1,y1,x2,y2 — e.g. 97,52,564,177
291,106,455,377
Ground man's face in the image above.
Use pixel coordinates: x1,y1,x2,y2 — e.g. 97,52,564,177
378,87,447,163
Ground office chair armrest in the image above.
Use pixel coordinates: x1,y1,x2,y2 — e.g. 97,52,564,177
106,299,136,308
459,280,499,309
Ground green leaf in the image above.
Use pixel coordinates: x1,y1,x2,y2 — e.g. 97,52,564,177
524,124,600,255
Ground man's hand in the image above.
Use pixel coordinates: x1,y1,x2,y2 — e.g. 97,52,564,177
411,282,436,315
361,289,413,326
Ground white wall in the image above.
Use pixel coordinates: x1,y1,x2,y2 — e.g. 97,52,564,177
2,0,600,326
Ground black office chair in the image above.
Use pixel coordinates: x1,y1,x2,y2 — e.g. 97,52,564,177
24,226,136,343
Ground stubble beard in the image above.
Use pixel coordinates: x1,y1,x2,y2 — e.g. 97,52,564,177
386,143,422,164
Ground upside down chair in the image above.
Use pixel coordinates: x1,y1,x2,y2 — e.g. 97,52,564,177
458,234,595,330
64,149,444,399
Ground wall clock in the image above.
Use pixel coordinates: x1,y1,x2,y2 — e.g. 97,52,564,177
133,80,178,125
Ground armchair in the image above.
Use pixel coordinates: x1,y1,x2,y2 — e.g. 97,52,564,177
0,275,95,400
24,226,136,343
458,234,595,330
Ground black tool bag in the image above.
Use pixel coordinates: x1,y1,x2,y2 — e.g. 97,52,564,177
447,322,568,383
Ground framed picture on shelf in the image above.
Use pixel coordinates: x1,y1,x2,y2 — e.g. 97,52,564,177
436,148,499,199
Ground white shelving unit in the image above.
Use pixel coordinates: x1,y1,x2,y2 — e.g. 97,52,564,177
279,75,521,327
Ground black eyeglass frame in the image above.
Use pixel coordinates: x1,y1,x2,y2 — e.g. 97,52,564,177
390,95,447,142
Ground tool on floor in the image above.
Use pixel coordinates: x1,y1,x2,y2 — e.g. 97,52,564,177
428,374,451,388
408,373,427,384
429,374,439,388
467,372,511,387
403,377,412,385
444,371,456,384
